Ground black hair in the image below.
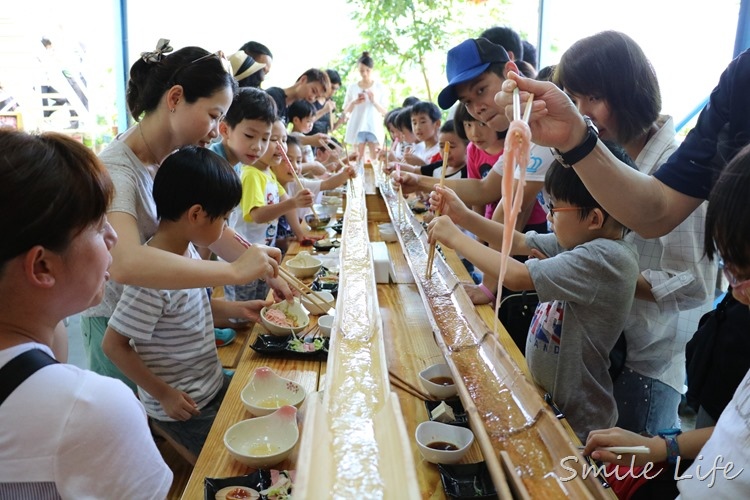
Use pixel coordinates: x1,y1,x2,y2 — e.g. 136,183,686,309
0,129,113,267
288,99,316,122
545,140,636,226
298,68,330,94
153,146,241,222
240,41,273,59
223,87,277,127
126,46,238,120
395,107,413,132
286,134,301,149
555,30,660,145
358,51,374,68
480,26,523,61
384,107,402,128
536,65,556,83
410,101,441,122
325,69,341,87
237,71,264,89
521,40,538,69
439,119,455,134
515,60,537,78
402,96,420,107
705,143,750,268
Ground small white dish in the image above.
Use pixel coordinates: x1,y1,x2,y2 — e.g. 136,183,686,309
415,421,474,464
317,314,334,338
224,405,299,468
241,367,306,416
285,251,322,278
260,299,310,336
300,291,335,315
419,363,458,399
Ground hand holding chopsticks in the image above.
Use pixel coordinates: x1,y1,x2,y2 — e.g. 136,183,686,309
277,140,319,221
278,267,336,313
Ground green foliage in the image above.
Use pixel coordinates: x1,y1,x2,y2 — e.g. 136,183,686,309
330,0,512,112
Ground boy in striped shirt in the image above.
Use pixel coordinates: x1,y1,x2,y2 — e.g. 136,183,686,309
102,146,265,456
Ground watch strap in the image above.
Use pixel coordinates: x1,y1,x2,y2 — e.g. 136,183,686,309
658,429,682,464
553,116,599,168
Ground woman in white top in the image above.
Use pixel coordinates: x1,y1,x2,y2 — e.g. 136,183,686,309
343,51,388,162
0,130,172,498
81,39,291,389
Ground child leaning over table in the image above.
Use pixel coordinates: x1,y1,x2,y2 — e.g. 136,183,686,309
427,142,640,440
227,118,318,300
102,147,270,456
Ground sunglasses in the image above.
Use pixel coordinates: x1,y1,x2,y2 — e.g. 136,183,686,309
188,50,232,75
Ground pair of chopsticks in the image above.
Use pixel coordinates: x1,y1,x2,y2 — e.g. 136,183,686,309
276,140,319,221
389,370,436,401
278,267,336,313
425,142,451,279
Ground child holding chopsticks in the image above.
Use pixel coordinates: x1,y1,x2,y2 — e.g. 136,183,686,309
227,118,318,302
103,146,271,457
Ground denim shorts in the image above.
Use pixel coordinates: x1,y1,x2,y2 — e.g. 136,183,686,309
614,367,681,435
356,131,378,144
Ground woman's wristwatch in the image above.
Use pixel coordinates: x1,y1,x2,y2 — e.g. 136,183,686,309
551,116,599,168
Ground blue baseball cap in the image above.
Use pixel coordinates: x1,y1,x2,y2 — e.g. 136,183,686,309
437,38,510,110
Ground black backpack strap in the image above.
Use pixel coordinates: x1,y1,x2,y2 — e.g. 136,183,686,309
0,348,59,407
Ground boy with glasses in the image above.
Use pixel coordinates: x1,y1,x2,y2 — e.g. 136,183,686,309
427,141,640,441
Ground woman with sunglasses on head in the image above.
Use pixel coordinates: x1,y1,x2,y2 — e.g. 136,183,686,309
81,39,291,389
583,143,750,499
555,31,717,437
0,129,172,498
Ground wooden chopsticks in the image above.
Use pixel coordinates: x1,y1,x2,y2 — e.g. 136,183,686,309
389,370,436,401
278,267,336,312
425,141,451,279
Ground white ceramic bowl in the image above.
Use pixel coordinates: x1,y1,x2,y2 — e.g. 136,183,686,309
317,314,334,338
415,421,474,464
241,367,307,417
419,363,458,399
224,405,299,468
378,223,398,242
300,291,335,315
260,299,310,336
285,252,323,279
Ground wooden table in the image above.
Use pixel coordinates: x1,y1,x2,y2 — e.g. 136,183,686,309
182,225,489,499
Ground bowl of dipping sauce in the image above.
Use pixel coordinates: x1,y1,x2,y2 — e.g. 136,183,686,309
241,367,306,417
224,406,299,468
419,363,458,399
415,421,474,464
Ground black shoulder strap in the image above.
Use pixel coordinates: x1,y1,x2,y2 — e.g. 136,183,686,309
0,348,59,407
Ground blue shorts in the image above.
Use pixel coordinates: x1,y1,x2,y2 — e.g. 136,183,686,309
356,131,378,144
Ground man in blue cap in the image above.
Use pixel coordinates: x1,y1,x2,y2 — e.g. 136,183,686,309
437,37,515,131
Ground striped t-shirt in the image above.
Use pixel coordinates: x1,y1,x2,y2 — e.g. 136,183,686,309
108,246,223,421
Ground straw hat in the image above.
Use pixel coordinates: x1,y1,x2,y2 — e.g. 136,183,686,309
228,51,266,81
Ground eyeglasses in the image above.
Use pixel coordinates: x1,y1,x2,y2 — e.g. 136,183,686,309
723,266,750,293
545,202,590,215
